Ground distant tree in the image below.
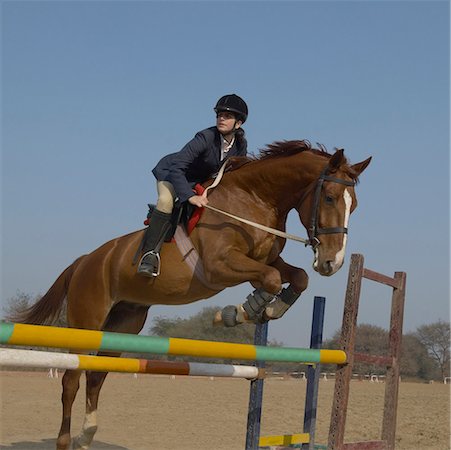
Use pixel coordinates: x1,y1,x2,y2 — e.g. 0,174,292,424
323,323,442,380
415,320,450,381
400,333,438,380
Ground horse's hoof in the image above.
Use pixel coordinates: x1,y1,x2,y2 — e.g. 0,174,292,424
72,426,97,449
221,305,239,327
213,305,251,327
72,432,96,450
213,306,238,327
56,434,71,450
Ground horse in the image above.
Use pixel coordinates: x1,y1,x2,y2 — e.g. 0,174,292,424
12,140,371,450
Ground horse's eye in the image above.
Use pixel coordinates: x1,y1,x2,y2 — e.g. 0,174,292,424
325,195,334,204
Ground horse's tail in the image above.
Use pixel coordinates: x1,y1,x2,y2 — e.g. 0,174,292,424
8,256,84,325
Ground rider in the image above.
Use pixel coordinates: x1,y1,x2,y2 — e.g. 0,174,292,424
137,94,249,277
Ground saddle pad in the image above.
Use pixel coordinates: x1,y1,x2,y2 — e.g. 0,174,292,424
186,184,206,234
173,225,224,291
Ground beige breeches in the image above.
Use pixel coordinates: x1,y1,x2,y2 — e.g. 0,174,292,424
156,181,177,214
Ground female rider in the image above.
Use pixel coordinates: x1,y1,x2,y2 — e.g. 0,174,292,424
137,94,249,277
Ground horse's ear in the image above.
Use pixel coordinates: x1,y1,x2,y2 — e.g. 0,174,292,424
328,149,346,172
351,156,372,176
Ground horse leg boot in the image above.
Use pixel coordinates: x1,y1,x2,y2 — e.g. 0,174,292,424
263,284,302,320
216,288,276,327
137,209,172,277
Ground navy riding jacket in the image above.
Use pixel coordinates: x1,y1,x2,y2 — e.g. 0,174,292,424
152,126,247,203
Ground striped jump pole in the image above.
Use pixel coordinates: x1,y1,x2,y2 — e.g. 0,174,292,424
0,348,262,379
0,323,347,364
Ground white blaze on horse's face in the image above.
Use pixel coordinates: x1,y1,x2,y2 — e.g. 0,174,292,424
333,189,352,268
313,188,353,275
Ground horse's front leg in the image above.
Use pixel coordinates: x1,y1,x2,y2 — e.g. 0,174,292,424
210,253,308,327
263,256,309,320
206,251,284,327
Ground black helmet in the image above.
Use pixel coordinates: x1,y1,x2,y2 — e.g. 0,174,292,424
214,94,248,123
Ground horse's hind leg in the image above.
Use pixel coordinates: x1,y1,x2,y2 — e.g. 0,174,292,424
56,258,117,450
56,370,83,450
72,302,150,450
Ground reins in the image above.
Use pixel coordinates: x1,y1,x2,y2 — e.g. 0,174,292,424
203,203,310,245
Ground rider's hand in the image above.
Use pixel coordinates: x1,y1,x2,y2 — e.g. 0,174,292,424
188,194,209,208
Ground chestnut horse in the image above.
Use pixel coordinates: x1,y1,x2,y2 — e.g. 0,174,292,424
14,140,371,450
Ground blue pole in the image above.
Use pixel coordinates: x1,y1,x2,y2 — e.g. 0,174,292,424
245,321,268,450
302,296,326,450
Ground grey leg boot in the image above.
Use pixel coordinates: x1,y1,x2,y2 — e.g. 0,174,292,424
137,210,172,277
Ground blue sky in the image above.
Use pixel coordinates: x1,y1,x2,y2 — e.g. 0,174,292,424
1,1,449,346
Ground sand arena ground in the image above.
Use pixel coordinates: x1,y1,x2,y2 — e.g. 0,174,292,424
1,372,449,450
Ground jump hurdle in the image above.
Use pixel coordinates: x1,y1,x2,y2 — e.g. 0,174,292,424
0,297,330,450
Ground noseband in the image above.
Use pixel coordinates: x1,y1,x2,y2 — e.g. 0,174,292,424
299,167,355,250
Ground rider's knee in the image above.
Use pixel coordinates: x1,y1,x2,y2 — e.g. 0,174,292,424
156,181,176,214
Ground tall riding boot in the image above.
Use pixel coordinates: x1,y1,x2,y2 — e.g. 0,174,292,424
137,209,172,277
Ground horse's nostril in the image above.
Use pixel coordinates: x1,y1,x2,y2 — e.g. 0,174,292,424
323,261,333,273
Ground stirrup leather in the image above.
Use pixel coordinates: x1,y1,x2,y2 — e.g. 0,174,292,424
137,250,161,277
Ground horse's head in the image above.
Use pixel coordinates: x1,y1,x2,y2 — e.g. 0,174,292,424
298,149,371,276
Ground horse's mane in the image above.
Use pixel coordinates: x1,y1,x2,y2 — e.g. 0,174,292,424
226,140,330,171
258,140,331,160
225,140,360,182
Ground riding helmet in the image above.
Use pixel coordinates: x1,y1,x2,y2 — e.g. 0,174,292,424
214,94,248,123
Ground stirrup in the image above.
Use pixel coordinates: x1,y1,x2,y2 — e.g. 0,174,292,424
137,251,161,277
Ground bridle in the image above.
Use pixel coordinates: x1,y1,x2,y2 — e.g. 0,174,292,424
298,166,355,250
203,162,355,250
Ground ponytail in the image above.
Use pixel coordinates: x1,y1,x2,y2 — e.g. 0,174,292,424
235,128,247,152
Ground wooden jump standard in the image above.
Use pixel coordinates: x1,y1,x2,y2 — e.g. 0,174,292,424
328,253,407,450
